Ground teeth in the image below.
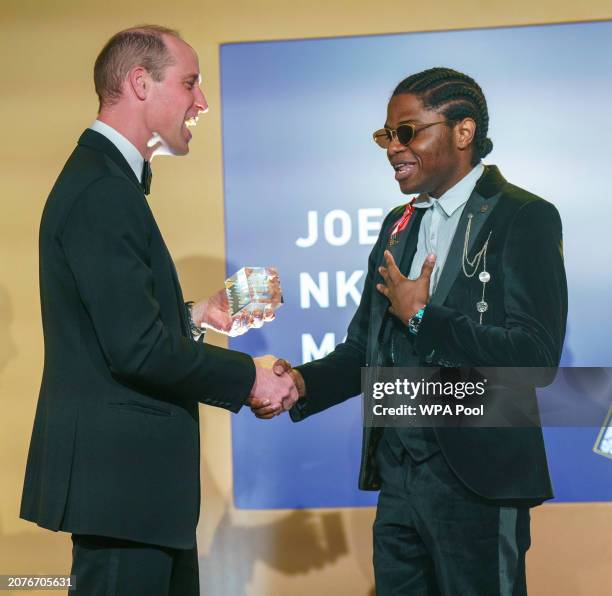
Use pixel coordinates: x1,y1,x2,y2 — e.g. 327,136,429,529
185,116,199,128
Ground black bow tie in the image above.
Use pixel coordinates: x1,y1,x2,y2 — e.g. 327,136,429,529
141,161,152,195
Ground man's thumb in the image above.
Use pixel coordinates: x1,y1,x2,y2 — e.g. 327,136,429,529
273,358,293,376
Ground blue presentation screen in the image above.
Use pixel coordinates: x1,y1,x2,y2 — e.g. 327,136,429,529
220,21,612,508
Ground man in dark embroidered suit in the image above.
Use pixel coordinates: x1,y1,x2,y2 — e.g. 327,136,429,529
254,68,567,595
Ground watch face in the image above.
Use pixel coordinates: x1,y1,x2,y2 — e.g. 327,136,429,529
408,311,423,335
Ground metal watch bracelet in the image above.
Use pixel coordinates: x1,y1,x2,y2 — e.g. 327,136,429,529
185,301,205,341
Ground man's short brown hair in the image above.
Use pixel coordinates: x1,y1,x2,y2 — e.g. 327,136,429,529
94,25,181,109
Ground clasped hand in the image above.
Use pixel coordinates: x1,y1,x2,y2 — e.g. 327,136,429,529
246,355,305,419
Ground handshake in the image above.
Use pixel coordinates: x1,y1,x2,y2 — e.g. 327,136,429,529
192,282,306,418
246,355,306,419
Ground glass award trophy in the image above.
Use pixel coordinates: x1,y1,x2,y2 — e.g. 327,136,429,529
225,266,283,336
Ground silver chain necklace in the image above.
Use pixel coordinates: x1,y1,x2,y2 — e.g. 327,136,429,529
462,213,492,324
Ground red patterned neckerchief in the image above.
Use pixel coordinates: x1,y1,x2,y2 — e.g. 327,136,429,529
388,198,417,246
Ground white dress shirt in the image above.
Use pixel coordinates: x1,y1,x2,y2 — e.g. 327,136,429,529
89,120,144,182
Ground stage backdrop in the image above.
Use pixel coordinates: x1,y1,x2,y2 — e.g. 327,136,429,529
221,20,612,508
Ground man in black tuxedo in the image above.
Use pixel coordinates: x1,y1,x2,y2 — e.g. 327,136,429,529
255,68,567,594
20,25,297,595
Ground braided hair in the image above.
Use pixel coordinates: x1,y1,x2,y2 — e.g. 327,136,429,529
393,67,493,165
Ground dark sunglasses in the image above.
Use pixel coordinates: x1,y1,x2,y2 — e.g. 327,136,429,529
372,121,447,148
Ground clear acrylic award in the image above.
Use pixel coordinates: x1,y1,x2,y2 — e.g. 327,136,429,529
225,267,283,336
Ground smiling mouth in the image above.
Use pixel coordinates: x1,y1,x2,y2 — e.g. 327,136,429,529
185,116,199,128
393,161,417,181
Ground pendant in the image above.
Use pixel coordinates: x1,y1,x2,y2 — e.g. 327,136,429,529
476,301,488,313
479,271,490,283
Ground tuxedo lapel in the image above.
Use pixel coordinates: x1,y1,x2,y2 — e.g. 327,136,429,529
430,166,505,307
78,129,142,189
142,203,191,338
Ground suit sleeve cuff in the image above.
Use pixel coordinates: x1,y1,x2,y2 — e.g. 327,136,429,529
415,304,456,361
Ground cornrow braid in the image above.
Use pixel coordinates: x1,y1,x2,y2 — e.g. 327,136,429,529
393,67,493,165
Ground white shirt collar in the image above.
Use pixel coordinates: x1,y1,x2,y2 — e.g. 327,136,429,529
89,120,144,182
413,162,486,215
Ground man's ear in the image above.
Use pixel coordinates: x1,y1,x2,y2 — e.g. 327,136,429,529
454,117,476,152
127,66,150,101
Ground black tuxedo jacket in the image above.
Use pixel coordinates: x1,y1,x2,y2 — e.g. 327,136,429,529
20,129,255,549
291,165,567,505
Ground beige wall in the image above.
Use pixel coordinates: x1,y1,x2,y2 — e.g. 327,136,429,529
1,1,611,594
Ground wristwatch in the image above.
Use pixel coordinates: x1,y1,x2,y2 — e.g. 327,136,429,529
407,307,425,336
185,301,205,341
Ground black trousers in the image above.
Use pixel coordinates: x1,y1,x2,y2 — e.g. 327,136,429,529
70,534,199,596
373,431,531,596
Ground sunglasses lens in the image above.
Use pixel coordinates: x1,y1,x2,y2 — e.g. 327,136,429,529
373,129,391,148
396,124,415,146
